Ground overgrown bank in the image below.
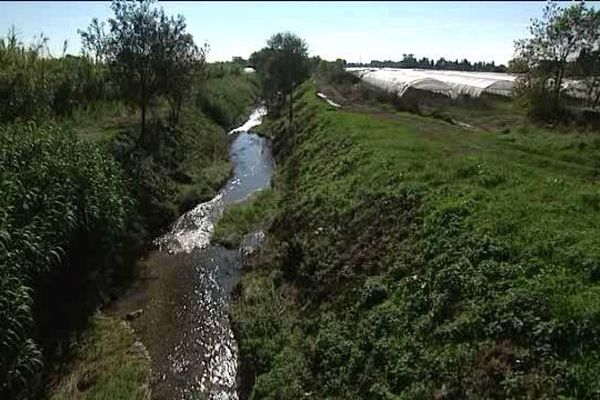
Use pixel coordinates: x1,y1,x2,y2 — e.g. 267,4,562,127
0,34,259,398
228,81,600,399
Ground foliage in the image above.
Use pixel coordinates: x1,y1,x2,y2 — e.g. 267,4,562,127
80,0,203,140
155,13,207,125
196,64,260,129
49,314,150,400
514,1,600,118
316,60,359,87
0,28,112,123
213,189,277,248
249,32,310,110
233,82,600,399
349,55,508,73
0,123,133,399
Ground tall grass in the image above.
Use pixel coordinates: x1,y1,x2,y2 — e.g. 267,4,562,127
0,123,134,399
0,30,114,123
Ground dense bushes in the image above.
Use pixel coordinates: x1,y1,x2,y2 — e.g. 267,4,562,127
0,123,134,398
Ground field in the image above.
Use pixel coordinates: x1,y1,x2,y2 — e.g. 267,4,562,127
223,79,600,399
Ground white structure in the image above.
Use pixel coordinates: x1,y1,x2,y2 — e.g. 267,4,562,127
347,67,588,100
347,68,516,98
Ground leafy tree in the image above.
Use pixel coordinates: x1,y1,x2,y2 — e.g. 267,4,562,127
507,57,530,74
80,0,202,141
514,1,594,111
576,48,600,108
155,13,206,125
251,32,310,117
79,18,106,63
572,8,600,108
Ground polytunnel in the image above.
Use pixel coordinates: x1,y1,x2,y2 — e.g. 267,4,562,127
357,68,455,98
348,68,516,99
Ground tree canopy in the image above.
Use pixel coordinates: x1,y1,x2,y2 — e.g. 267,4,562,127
249,32,310,108
79,0,204,139
514,1,600,115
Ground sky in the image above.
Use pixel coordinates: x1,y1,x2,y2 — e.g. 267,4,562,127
1,1,599,65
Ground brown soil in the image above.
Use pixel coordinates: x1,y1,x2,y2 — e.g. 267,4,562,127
104,250,195,400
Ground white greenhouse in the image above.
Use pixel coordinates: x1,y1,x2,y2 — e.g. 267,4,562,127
347,67,589,100
347,68,516,99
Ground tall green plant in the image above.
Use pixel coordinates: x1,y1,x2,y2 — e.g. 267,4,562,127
0,123,132,399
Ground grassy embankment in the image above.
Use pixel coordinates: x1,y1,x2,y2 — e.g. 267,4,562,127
45,69,260,400
65,67,261,224
50,315,151,400
216,80,600,398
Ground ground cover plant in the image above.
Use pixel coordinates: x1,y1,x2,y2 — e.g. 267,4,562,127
231,79,600,399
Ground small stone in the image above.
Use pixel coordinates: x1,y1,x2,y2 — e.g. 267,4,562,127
125,308,144,321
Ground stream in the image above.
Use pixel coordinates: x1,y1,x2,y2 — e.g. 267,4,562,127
154,106,273,399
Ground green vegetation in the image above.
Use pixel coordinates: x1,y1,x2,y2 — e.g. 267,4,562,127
0,29,114,123
348,54,508,72
250,32,310,114
197,63,260,130
213,189,277,248
79,0,205,138
232,80,600,399
0,1,259,397
50,315,150,400
0,123,135,399
514,1,600,120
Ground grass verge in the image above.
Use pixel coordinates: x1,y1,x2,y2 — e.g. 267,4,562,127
50,314,150,400
213,189,278,248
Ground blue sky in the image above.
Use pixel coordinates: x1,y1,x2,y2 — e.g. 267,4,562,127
1,1,599,65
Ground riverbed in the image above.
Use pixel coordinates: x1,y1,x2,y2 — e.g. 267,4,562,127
107,107,273,400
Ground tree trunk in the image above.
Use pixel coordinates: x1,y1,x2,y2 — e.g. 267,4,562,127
141,102,147,144
554,65,564,107
587,77,599,108
175,96,183,126
289,84,294,137
586,79,596,107
593,87,600,109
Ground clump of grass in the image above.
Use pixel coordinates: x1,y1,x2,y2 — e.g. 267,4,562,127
50,314,150,400
213,189,277,248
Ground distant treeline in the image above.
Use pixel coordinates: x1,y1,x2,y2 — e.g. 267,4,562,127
346,53,508,73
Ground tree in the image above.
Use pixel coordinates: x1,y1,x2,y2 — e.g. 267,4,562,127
515,1,592,110
155,13,206,125
508,57,530,74
573,8,600,108
252,32,309,113
80,0,202,141
577,48,600,108
79,18,106,63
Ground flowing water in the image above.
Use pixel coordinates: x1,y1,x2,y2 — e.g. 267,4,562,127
154,106,273,399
